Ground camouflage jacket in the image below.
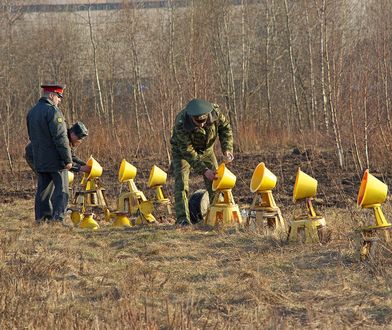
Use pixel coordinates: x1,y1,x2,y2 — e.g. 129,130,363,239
170,104,233,174
26,97,72,172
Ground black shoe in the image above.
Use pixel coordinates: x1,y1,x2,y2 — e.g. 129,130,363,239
36,217,51,225
176,219,192,226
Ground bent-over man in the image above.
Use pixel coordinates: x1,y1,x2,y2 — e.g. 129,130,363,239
170,99,234,225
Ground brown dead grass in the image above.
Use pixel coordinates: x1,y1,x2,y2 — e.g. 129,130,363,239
1,197,392,329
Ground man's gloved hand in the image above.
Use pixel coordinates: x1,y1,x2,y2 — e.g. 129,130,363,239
223,151,234,164
71,164,81,172
80,165,91,173
204,169,217,181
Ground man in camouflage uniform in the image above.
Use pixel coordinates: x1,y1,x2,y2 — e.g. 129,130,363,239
170,99,234,225
26,83,73,223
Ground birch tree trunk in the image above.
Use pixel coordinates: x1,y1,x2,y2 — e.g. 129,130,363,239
87,6,105,120
325,38,344,168
382,38,392,132
304,0,317,132
169,0,183,109
349,70,363,172
132,84,141,143
265,0,273,130
319,0,329,132
130,37,153,129
363,84,369,169
283,0,302,131
240,0,249,123
223,12,239,133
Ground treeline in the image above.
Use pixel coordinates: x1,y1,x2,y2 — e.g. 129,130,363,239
0,0,391,174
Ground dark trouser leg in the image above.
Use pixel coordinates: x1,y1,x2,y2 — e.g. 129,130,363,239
173,157,191,224
42,182,54,219
51,170,69,221
36,173,54,222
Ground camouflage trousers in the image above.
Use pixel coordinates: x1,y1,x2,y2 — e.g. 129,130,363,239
35,170,69,222
172,151,218,225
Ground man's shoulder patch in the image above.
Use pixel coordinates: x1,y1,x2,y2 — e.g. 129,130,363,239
57,117,63,123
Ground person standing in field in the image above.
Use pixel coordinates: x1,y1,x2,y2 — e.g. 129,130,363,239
25,122,91,222
26,121,90,174
26,83,72,223
170,99,234,225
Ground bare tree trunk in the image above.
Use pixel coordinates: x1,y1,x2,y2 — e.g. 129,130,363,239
325,38,344,168
190,0,197,96
109,84,115,126
212,6,239,133
265,0,273,131
132,86,141,142
169,0,183,108
363,84,369,169
376,81,390,152
283,0,302,131
160,105,171,163
87,5,105,119
0,110,13,173
319,0,329,132
130,38,153,129
382,37,392,132
0,7,23,174
375,54,390,152
349,70,363,171
224,12,239,133
168,0,181,133
304,0,317,133
240,0,249,123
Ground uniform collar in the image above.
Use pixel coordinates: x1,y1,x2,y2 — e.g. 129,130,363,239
39,97,56,107
183,110,218,132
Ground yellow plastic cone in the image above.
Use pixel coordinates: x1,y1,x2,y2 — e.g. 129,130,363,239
148,165,167,187
139,200,154,215
250,162,277,192
112,214,132,227
293,168,318,202
68,171,74,185
212,163,237,191
80,173,87,186
79,214,100,230
357,169,388,207
70,211,82,226
86,156,103,179
118,159,137,182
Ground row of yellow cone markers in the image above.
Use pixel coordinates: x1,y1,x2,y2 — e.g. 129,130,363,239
68,158,168,189
68,157,388,210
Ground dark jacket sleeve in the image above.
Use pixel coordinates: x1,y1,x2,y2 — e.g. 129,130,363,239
48,108,72,166
24,142,36,173
70,148,86,172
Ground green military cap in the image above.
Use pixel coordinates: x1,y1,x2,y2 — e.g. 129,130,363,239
70,122,88,139
185,99,213,117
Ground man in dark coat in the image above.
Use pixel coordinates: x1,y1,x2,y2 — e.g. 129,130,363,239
25,122,91,221
170,99,234,225
26,83,73,223
26,122,90,174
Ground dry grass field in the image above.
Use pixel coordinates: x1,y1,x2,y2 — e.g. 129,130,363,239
1,149,392,328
